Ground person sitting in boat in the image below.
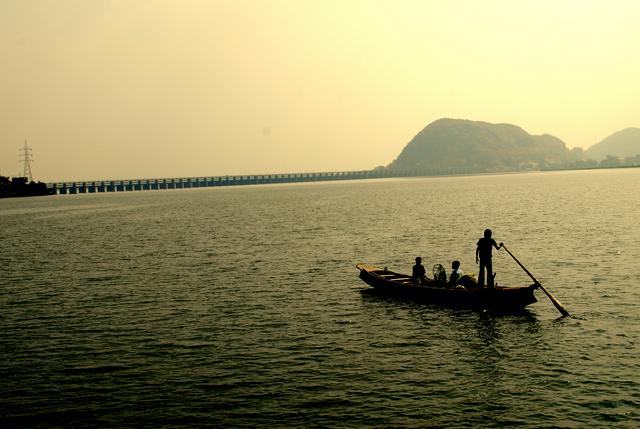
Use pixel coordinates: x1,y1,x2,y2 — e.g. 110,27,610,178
411,257,427,285
448,260,463,286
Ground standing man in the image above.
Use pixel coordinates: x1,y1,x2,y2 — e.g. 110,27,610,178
476,229,502,287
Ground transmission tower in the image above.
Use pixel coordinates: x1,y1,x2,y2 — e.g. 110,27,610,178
19,140,34,182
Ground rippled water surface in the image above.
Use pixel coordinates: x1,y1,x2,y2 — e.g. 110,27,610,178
2,169,640,427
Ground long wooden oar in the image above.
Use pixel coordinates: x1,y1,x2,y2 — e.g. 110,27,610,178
501,243,571,318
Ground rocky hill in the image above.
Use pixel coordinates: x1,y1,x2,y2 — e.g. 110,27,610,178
387,118,577,171
584,128,640,161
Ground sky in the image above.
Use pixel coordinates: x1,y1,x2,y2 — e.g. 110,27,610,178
1,0,639,182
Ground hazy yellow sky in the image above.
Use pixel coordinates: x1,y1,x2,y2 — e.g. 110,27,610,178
1,0,638,182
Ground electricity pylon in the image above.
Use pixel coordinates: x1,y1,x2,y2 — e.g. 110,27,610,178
19,140,34,182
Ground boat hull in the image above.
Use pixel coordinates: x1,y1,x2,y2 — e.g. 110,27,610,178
356,263,537,311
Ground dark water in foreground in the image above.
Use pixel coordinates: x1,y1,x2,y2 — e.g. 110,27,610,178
2,169,639,428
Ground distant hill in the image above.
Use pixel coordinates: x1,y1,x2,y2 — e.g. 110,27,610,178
584,128,640,161
387,118,575,171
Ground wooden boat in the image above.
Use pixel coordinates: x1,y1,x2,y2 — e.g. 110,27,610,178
356,263,537,311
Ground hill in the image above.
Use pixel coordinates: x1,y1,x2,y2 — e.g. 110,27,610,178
584,128,640,161
387,118,575,171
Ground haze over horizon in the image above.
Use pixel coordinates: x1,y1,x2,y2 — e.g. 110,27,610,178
1,0,639,182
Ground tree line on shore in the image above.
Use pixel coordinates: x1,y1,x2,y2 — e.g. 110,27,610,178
0,176,51,198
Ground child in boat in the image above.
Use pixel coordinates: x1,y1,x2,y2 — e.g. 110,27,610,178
476,228,502,287
449,260,463,285
411,257,427,285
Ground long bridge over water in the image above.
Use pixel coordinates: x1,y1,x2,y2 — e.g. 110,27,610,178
48,167,478,195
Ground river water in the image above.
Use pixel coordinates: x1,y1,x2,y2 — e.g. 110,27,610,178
1,169,639,428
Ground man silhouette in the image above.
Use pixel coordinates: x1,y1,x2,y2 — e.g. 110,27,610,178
476,229,502,287
411,257,427,285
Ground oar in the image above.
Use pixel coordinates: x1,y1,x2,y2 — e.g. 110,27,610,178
500,243,571,318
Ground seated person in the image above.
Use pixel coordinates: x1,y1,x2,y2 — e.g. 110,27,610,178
411,257,427,285
449,260,464,286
